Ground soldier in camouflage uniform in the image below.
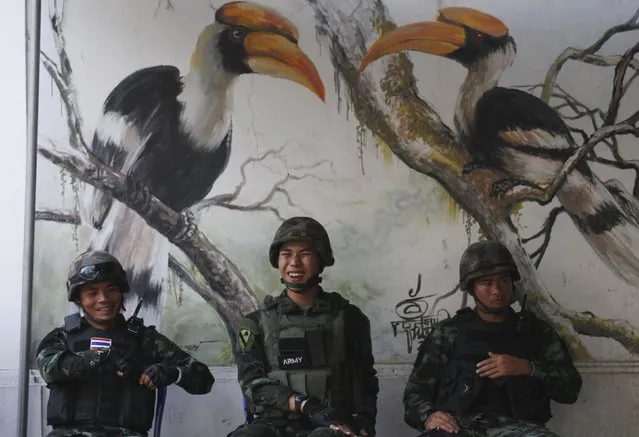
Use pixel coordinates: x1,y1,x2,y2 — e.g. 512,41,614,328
230,217,379,437
36,250,214,437
403,241,582,437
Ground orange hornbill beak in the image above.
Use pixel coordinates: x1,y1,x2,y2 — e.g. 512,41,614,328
358,7,509,73
218,1,325,101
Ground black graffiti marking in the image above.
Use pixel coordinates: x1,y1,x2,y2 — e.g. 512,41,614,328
391,273,452,353
394,273,437,320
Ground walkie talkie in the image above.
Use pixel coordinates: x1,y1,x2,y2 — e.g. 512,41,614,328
125,297,144,335
516,294,529,334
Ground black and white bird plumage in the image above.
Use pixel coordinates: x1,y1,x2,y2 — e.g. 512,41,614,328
80,1,325,324
359,6,639,286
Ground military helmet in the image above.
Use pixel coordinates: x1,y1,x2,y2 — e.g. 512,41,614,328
459,240,520,292
66,250,130,301
269,217,335,268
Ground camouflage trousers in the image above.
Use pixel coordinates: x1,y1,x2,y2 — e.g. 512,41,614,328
229,422,342,437
418,415,559,437
47,425,147,437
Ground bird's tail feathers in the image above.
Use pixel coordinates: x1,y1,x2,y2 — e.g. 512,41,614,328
558,173,639,287
88,202,169,327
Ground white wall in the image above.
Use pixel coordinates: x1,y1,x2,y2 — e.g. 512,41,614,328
0,0,27,371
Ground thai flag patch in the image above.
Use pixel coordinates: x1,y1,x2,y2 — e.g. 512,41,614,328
90,337,112,350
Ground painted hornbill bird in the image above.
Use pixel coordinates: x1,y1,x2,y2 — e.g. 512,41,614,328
81,1,325,321
359,7,639,286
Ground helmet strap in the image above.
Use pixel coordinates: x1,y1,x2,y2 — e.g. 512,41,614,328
281,275,322,293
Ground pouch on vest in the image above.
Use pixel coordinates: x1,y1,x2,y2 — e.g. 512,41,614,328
306,328,327,367
438,367,483,416
278,330,309,370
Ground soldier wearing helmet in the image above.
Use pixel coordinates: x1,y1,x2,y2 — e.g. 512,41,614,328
403,240,582,437
36,250,214,437
231,217,379,437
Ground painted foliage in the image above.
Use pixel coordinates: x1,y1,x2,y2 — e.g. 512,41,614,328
33,0,639,365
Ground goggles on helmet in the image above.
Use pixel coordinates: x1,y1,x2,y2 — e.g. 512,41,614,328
70,262,121,284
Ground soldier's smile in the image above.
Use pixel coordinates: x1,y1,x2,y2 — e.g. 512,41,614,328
278,241,322,283
78,280,122,325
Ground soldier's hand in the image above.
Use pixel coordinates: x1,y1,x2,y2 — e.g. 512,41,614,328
301,396,353,433
424,411,459,434
328,423,358,436
140,363,179,390
476,352,532,378
352,414,375,436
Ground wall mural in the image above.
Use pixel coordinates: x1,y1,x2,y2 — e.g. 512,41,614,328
33,0,639,365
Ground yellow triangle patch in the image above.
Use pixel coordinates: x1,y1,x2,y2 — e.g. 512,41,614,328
240,329,251,343
238,328,253,350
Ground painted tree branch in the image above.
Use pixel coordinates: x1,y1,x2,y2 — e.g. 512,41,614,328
561,309,639,354
606,41,639,124
39,144,259,338
35,209,80,225
193,141,336,220
45,0,92,156
541,7,639,102
504,121,639,206
521,207,566,268
304,0,639,359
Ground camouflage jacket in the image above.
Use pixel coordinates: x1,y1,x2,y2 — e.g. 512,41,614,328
235,289,379,422
403,307,583,431
36,314,214,395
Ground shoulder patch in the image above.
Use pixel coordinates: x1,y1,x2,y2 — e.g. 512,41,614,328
236,316,260,352
237,328,256,351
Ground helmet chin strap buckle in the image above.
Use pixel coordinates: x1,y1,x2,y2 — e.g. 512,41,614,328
281,276,322,293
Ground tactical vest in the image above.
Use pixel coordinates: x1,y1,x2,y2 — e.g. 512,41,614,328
45,314,155,433
257,292,350,418
435,309,551,424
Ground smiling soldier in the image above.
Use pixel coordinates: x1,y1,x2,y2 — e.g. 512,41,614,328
36,250,214,437
231,217,379,437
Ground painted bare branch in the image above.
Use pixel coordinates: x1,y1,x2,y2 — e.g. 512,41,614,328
606,41,639,124
541,7,639,102
35,209,80,225
504,121,639,206
561,309,639,354
193,141,336,220
304,0,639,359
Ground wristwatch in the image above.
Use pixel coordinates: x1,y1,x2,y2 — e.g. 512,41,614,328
294,393,310,412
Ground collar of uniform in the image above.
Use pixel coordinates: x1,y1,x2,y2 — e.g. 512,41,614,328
277,288,332,314
80,312,127,328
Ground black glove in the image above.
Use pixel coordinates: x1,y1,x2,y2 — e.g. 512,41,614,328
301,396,350,429
352,414,376,436
143,363,180,387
